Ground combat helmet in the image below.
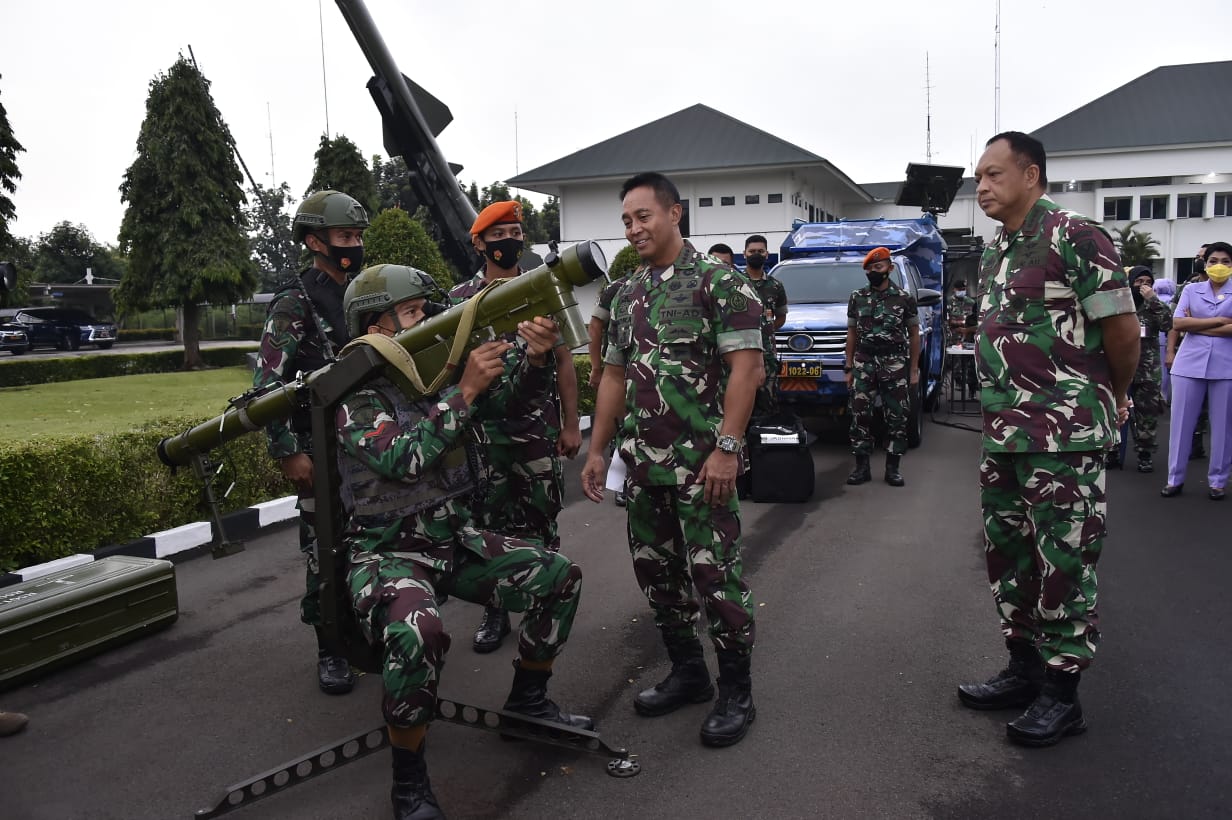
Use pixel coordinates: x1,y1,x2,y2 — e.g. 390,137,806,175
344,264,435,337
293,190,370,243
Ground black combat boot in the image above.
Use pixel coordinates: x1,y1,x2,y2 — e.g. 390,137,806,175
1105,450,1122,470
315,628,355,695
503,660,594,732
633,638,715,717
846,454,872,485
472,606,511,654
885,454,905,486
390,745,445,820
1006,668,1086,747
1191,430,1206,460
700,651,756,747
957,639,1043,710
1137,449,1154,473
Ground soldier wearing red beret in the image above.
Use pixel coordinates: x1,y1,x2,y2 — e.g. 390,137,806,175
449,199,582,653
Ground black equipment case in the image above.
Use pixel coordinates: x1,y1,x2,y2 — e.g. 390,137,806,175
0,556,179,691
748,416,815,503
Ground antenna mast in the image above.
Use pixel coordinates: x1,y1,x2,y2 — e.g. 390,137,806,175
994,0,1001,132
925,53,933,163
319,0,331,137
266,102,276,183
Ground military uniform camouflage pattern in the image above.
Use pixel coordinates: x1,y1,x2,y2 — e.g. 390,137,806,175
449,272,564,550
253,268,350,625
748,274,787,418
945,291,977,345
606,240,761,654
975,195,1132,672
847,281,918,456
1131,292,1172,451
591,278,624,362
337,368,581,728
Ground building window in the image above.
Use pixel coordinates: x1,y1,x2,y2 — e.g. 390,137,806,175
1215,193,1231,217
720,196,735,206
1178,193,1205,219
698,197,713,207
768,193,783,204
1103,197,1131,221
1140,196,1168,220
745,194,759,205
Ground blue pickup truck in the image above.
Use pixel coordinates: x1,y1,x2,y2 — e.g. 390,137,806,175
770,216,945,447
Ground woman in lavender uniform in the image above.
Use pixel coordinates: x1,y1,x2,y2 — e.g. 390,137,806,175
1162,241,1232,500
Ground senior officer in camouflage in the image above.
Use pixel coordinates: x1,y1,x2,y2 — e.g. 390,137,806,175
582,172,763,747
957,132,1140,748
253,189,368,695
337,265,591,820
448,200,582,655
844,246,920,487
743,234,789,418
1123,266,1172,473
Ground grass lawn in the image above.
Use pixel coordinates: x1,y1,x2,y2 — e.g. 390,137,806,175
0,367,257,442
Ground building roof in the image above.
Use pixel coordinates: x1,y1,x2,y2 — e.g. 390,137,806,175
1031,60,1232,152
861,178,977,201
508,104,843,186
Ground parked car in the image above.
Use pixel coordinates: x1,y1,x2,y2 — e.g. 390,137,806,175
0,321,30,355
7,307,118,351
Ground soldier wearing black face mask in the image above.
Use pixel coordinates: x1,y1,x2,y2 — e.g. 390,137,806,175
253,189,369,696
449,200,582,655
742,234,788,418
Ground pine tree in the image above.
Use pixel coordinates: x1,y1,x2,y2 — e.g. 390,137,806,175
0,74,26,258
117,57,257,369
306,135,378,214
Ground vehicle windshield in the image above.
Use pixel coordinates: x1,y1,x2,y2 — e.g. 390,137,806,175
771,261,904,304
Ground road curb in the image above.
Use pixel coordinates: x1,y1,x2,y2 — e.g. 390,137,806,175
1,418,594,588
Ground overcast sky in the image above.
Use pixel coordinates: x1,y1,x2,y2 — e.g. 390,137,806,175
3,0,1227,246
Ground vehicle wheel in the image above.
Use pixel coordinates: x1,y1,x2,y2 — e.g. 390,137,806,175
68,335,81,351
97,342,114,350
906,385,924,449
11,347,27,355
56,335,70,351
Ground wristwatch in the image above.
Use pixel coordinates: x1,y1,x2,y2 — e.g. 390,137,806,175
716,434,741,454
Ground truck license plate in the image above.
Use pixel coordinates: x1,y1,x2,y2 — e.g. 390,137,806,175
781,362,822,378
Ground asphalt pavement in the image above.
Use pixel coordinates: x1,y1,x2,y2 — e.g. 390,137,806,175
1,417,1228,820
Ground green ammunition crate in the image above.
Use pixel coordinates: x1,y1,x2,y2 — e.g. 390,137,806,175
0,556,179,691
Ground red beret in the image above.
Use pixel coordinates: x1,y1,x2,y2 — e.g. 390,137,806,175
471,200,523,238
863,247,892,269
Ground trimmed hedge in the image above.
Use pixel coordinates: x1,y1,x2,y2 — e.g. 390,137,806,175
1,355,598,570
0,417,285,571
0,346,256,388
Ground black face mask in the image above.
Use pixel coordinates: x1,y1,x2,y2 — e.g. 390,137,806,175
866,272,888,287
327,244,365,276
484,237,524,270
1132,286,1145,309
746,252,767,269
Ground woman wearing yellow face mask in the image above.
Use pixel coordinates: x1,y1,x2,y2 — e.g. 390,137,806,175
1163,240,1232,500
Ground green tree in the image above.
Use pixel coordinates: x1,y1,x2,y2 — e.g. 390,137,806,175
0,235,34,306
479,181,510,207
245,181,297,290
116,56,256,370
1112,221,1161,267
372,154,416,213
307,135,378,214
466,181,480,210
541,196,560,243
34,221,124,284
0,74,26,261
363,207,454,293
607,243,640,279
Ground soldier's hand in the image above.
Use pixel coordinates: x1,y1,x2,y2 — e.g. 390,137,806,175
581,452,607,503
279,453,314,495
558,426,582,459
459,340,513,404
1138,284,1156,301
699,451,739,507
909,368,920,386
588,367,603,389
845,371,855,388
517,316,559,361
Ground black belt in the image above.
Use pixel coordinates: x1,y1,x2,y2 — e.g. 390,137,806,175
858,343,907,355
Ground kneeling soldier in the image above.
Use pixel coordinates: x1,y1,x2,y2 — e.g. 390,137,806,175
337,265,591,819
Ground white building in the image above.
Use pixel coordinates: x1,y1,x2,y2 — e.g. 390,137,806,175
511,60,1232,291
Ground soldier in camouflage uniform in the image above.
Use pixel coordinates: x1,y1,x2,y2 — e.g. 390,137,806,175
743,234,788,419
946,278,979,394
253,189,369,695
1124,266,1172,473
582,172,763,748
844,246,920,487
956,132,1140,748
448,200,582,654
337,265,592,820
